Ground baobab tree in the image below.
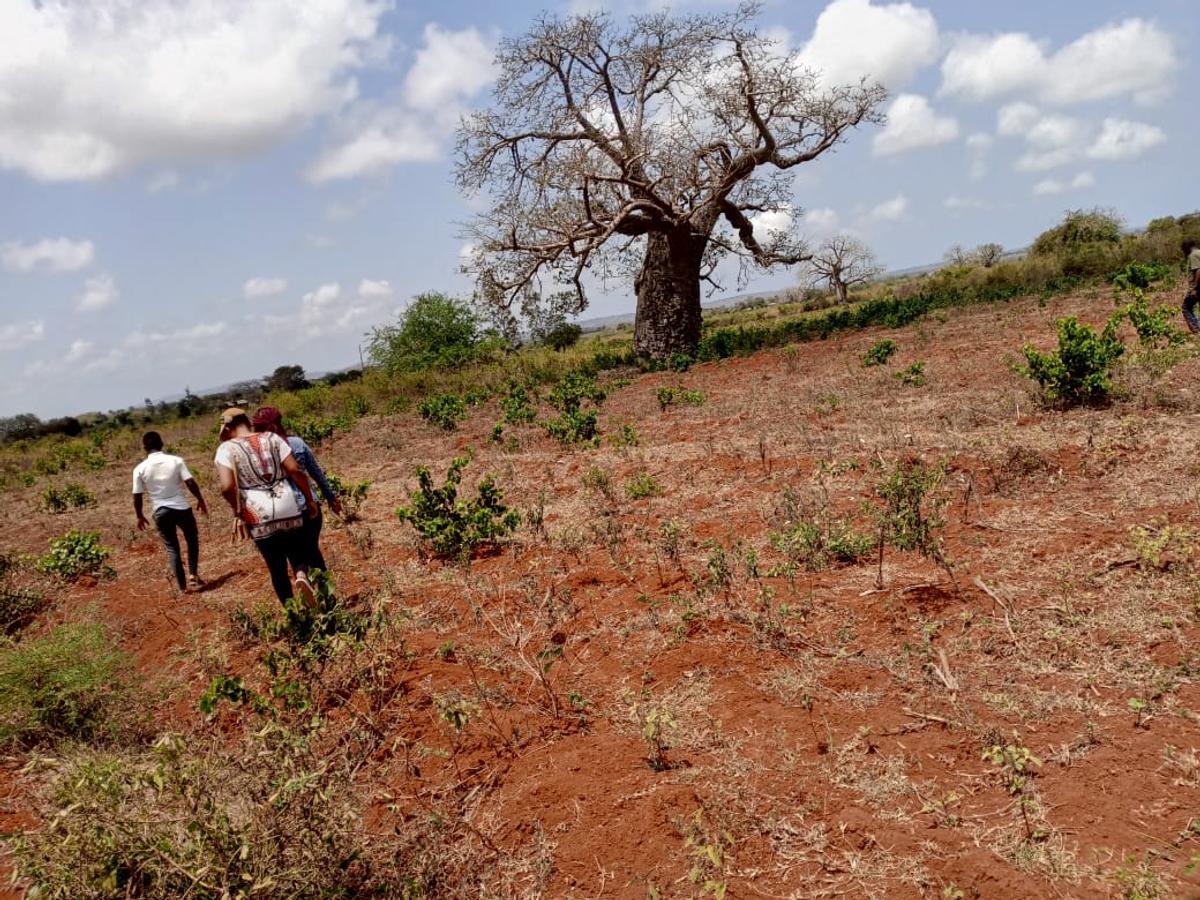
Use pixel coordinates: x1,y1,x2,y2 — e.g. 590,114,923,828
802,236,883,304
456,3,886,358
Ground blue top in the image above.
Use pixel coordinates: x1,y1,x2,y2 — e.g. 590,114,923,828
286,435,337,512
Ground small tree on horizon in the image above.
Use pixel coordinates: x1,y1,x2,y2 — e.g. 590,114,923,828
456,2,885,358
265,365,309,393
802,236,883,304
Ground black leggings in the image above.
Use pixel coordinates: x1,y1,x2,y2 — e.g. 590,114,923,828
253,526,310,603
301,508,327,572
153,507,199,591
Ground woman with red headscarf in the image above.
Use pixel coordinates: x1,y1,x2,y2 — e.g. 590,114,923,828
252,406,341,573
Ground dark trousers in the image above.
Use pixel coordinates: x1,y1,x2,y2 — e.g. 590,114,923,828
253,526,310,603
1184,288,1200,334
153,507,199,591
301,508,327,572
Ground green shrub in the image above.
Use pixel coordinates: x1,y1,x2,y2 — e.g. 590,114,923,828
1122,288,1186,349
1031,208,1122,256
871,457,951,588
418,392,468,430
769,489,872,572
42,482,96,513
545,370,605,445
11,729,390,897
36,529,111,581
396,455,520,558
500,384,537,424
609,422,640,448
367,291,481,374
345,394,371,417
655,386,706,411
1111,261,1174,292
290,417,336,445
0,622,133,748
895,361,927,386
1021,315,1125,406
325,473,370,519
861,338,898,367
625,472,664,499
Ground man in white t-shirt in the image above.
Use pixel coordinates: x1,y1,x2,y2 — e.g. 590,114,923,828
133,431,209,592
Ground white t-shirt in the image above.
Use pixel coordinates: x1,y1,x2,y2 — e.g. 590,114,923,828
132,452,194,512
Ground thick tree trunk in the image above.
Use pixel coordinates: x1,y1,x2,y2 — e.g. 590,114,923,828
834,279,848,304
633,229,703,358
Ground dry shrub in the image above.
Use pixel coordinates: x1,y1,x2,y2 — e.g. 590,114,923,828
987,446,1056,495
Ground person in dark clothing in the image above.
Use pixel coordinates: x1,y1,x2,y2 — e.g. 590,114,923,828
133,431,208,592
251,406,341,573
1182,239,1200,334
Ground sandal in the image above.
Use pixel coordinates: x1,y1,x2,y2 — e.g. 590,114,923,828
292,572,316,609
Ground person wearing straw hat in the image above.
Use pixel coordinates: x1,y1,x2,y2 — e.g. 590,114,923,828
214,408,318,605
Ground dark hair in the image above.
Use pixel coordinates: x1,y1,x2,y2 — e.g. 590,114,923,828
142,431,164,452
226,413,251,431
1184,239,1198,256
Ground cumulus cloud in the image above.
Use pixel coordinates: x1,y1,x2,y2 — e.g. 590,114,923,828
804,208,841,235
873,94,958,156
0,320,46,351
943,195,990,212
357,278,393,299
940,18,1177,107
76,273,119,312
998,104,1087,173
127,321,229,348
996,102,1040,137
307,24,496,182
865,194,908,223
0,0,388,182
1032,171,1095,196
64,339,93,364
796,0,940,89
1,238,94,273
1087,118,1167,161
243,276,288,299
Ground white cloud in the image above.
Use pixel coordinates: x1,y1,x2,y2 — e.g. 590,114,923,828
940,33,1045,102
940,18,1177,107
1016,147,1077,173
402,24,497,111
64,339,93,364
0,0,388,182
0,320,46,351
866,194,908,223
872,94,958,156
126,321,228,347
307,24,497,182
796,0,940,89
76,273,119,312
943,195,990,212
243,276,288,299
1043,19,1177,106
1032,171,1095,196
357,278,392,299
996,102,1040,137
804,208,841,235
1087,118,1167,161
749,208,794,238
146,170,180,193
1,238,94,273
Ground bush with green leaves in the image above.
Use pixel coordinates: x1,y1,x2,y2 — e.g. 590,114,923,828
861,338,898,367
325,473,370,519
625,472,664,499
1021,315,1124,406
11,728,394,897
0,622,134,748
396,455,521,558
872,457,951,587
42,482,96,513
418,392,468,430
36,529,112,581
1111,260,1174,292
655,385,705,411
1030,207,1122,256
500,384,537,424
0,555,45,635
1122,287,1186,349
545,370,605,445
367,291,482,374
769,488,872,572
895,361,927,386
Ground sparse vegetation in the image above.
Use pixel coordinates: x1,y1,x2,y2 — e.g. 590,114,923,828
861,338,898,367
42,482,96,513
36,529,112,581
418,391,469,430
396,455,520,558
1021,315,1124,407
545,370,605,445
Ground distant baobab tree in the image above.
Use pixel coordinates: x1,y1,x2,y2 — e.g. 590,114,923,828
457,2,886,357
802,236,883,304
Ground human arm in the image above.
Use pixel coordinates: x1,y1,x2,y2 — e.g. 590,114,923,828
184,478,208,516
216,464,239,514
295,439,341,515
281,453,319,518
133,493,149,531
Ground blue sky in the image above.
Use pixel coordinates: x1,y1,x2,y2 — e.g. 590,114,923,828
1,0,1195,417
